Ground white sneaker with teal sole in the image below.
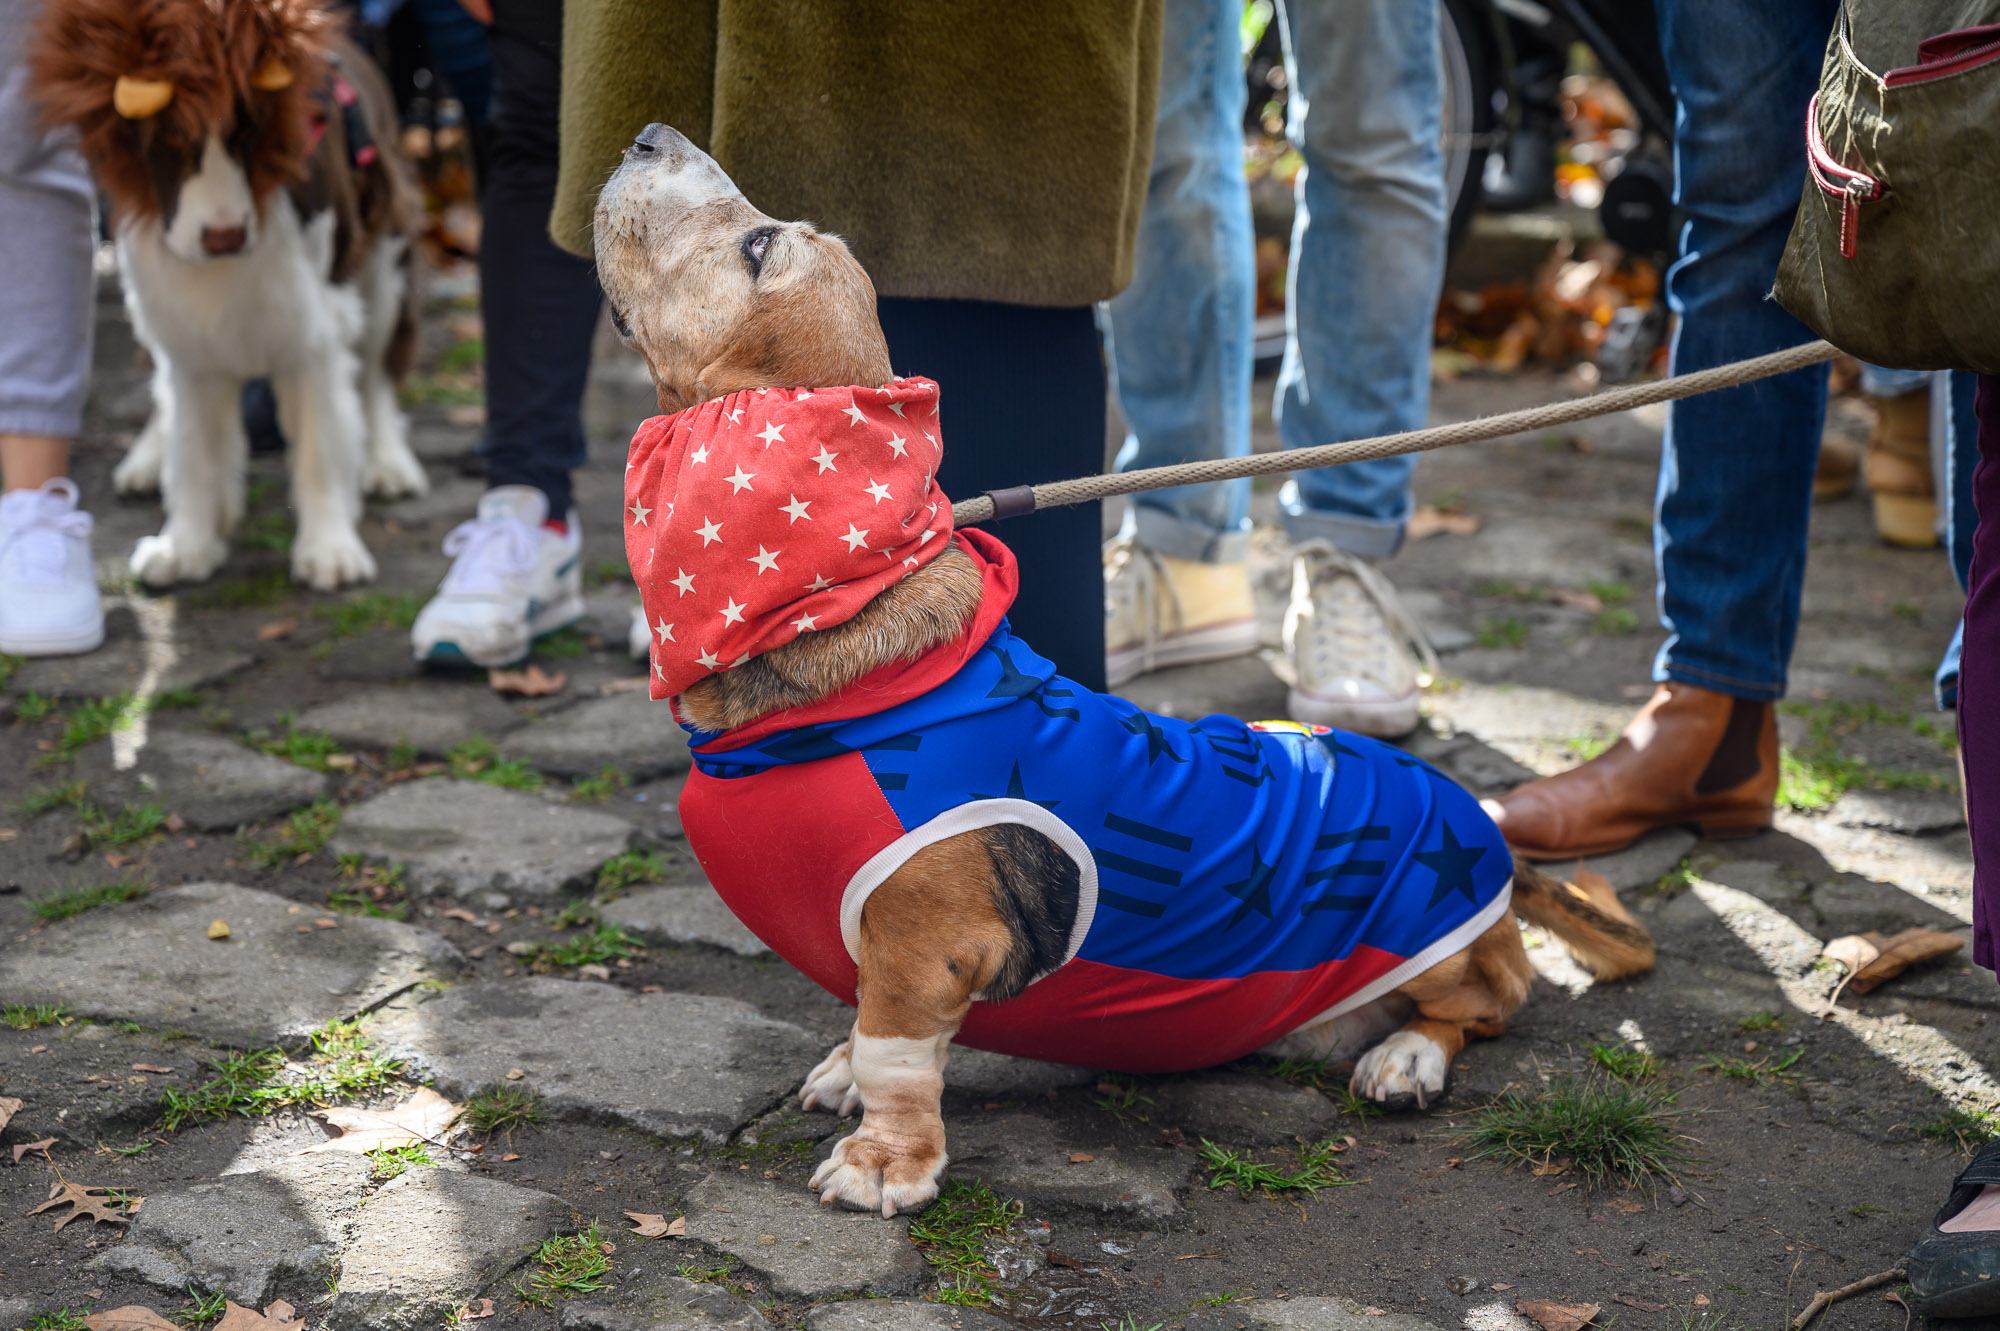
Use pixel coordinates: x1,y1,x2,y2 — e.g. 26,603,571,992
411,485,583,667
0,479,105,657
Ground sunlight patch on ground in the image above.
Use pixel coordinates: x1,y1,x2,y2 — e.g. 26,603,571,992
112,589,177,771
1464,1297,1538,1330
1616,1017,1650,1051
1776,809,1974,925
1690,877,2000,1113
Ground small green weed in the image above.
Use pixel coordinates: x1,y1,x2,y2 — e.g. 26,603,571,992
533,923,641,969
38,693,136,764
188,568,293,610
1651,858,1698,896
1697,1048,1802,1086
316,592,422,639
14,690,57,722
1476,616,1529,650
1563,733,1616,763
248,713,344,771
327,890,410,921
3,1003,72,1030
0,652,21,691
583,558,630,590
1588,1042,1662,1083
533,626,589,659
100,1138,158,1158
179,1286,228,1328
1850,1203,1888,1216
1919,1107,1999,1149
160,1018,402,1129
550,899,599,930
1191,1291,1253,1309
569,766,628,803
517,1224,615,1308
1777,700,1958,810
26,1310,92,1331
463,1084,546,1135
30,879,149,923
1460,1072,1691,1187
20,778,88,814
77,800,167,848
1586,580,1639,635
1332,1088,1384,1121
1198,1138,1358,1199
240,799,341,867
386,736,419,771
1739,1010,1788,1032
447,735,542,790
1471,578,1543,603
1093,1073,1154,1123
151,688,201,712
595,848,666,897
367,1143,436,1180
909,1179,1020,1306
435,336,484,374
676,1257,746,1296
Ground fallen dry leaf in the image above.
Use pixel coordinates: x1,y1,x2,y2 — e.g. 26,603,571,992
256,619,297,641
1492,1283,1517,1291
130,1064,173,1075
0,1094,21,1133
163,812,185,833
32,1178,138,1230
504,1067,527,1080
489,664,567,697
1549,588,1604,613
297,1086,460,1156
1069,1152,1096,1164
1603,1197,1644,1213
0,828,16,841
1532,1160,1569,1177
1824,928,1963,996
1516,1300,1601,1331
502,1153,521,1161
457,1299,495,1321
207,919,231,941
1693,1294,1710,1307
442,908,480,923
625,1211,684,1238
1407,505,1482,540
1612,1295,1666,1312
84,1308,181,1330
213,1300,299,1330
14,1136,55,1163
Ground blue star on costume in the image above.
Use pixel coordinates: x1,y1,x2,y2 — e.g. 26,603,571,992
1415,821,1489,909
969,760,1060,810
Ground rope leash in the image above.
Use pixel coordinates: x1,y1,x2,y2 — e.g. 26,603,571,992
951,339,1840,527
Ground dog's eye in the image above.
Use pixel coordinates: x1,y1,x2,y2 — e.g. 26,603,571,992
610,306,633,341
742,227,776,276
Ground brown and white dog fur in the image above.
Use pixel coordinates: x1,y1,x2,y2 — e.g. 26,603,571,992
594,123,1656,1218
31,0,426,591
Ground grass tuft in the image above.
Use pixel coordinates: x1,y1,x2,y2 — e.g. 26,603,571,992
1459,1072,1691,1188
25,1310,92,1331
516,1223,615,1308
463,1084,546,1135
179,1287,228,1329
595,848,666,898
1919,1107,1999,1149
1696,1048,1801,1086
160,1018,401,1130
20,778,89,815
367,1143,436,1180
13,690,58,722
1198,1138,1359,1199
532,923,641,969
1588,1042,1662,1083
909,1179,1020,1306
1476,616,1529,650
248,713,344,771
240,799,341,868
315,592,422,639
3,1003,72,1030
1739,1010,1788,1032
448,735,542,791
30,879,149,923
569,766,628,803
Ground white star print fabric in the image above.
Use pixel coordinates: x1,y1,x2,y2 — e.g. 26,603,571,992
624,377,955,699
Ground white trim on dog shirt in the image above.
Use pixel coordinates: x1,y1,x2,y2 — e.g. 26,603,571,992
838,798,1100,993
1289,876,1517,1032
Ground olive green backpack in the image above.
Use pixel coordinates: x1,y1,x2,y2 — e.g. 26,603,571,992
1774,0,2000,372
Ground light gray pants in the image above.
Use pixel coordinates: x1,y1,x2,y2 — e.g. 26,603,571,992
0,0,95,438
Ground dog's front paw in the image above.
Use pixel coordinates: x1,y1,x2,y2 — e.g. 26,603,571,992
800,1041,860,1116
131,531,227,587
363,446,429,500
810,1126,945,1218
1351,1029,1449,1111
114,429,164,495
292,524,377,590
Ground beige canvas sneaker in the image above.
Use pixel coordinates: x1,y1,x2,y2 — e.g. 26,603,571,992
1103,534,1259,688
1282,542,1439,739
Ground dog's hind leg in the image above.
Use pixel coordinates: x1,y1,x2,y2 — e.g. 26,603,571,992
1351,914,1532,1111
357,239,427,500
276,346,376,590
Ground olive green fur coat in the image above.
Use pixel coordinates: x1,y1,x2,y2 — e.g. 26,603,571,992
552,0,1163,307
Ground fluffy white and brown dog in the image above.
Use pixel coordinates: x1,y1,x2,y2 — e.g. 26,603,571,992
31,0,426,590
597,124,1656,1219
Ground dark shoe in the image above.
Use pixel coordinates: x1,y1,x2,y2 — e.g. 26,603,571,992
1483,682,1777,860
1908,1140,2000,1318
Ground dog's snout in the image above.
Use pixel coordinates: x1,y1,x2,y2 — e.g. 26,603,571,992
200,225,247,256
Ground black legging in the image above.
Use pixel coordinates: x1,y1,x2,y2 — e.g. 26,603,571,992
878,299,1107,694
479,0,600,519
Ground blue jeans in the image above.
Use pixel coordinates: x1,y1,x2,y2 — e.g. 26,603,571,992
1651,0,1845,700
1103,0,1446,563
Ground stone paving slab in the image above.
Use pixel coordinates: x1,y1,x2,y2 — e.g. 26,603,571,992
1184,1297,1443,1331
1145,1074,1341,1146
295,685,527,757
330,780,635,903
1831,787,1966,835
681,1172,927,1299
92,1154,373,1307
12,636,252,701
140,730,331,830
942,1114,1193,1223
807,1299,1011,1330
499,693,694,780
1576,826,1698,893
333,1169,570,1331
943,1048,1095,1099
561,1274,762,1330
375,979,821,1143
599,885,769,957
0,882,463,1047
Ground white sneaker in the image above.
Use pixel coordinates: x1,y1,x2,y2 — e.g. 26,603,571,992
1282,541,1439,739
628,604,650,661
1103,534,1260,687
411,485,583,667
0,479,105,656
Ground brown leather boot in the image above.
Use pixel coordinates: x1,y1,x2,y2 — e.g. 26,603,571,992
1483,682,1777,860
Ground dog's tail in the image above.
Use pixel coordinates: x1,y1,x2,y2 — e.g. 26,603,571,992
1510,858,1655,981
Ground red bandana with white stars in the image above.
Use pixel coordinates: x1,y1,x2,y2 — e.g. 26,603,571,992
624,376,952,698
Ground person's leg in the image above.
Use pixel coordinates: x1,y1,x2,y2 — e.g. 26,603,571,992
1097,0,1260,687
1934,371,1976,708
878,298,1107,695
0,3,104,656
412,0,595,667
1268,0,1447,738
1487,0,1837,859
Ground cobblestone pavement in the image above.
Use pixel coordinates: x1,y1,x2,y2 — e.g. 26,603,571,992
1,263,1991,1331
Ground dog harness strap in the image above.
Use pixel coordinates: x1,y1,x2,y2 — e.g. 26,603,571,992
982,486,1037,521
